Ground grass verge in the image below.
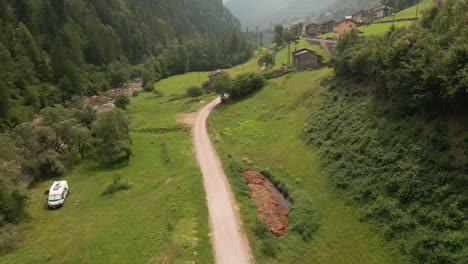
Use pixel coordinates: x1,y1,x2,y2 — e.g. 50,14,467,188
208,69,409,264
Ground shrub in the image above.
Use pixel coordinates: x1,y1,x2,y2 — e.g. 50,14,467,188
102,174,132,195
132,91,140,97
288,196,320,241
0,223,27,250
260,239,277,257
253,219,270,239
262,70,285,80
186,86,204,100
227,73,266,100
144,82,155,92
114,94,131,110
228,160,245,174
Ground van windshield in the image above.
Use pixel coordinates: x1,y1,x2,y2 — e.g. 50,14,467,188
48,195,61,201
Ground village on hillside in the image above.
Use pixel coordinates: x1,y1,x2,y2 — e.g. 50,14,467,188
303,3,395,39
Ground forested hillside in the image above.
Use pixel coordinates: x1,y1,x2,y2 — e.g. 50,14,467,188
0,0,253,130
305,0,467,263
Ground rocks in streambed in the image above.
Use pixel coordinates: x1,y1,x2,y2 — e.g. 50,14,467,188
241,171,289,236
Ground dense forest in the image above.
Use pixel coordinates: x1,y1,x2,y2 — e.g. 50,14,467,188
0,0,253,130
306,0,467,263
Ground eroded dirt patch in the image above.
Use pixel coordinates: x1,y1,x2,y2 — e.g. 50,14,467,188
177,113,197,126
241,171,289,236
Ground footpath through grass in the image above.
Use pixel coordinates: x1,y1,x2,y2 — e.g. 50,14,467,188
208,69,408,264
1,91,215,264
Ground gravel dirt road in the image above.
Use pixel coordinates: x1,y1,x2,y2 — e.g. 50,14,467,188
193,97,252,264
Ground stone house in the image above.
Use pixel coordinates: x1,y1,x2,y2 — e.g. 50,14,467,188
352,10,369,23
320,19,336,33
369,4,392,20
202,70,228,90
305,23,320,35
333,19,357,39
292,48,323,71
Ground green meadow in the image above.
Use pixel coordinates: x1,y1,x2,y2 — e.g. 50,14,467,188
0,91,215,264
208,69,408,264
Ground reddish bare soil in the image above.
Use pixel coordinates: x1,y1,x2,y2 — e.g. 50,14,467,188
241,171,289,236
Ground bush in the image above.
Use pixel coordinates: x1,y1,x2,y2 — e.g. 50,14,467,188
132,91,140,97
228,160,245,174
102,174,132,195
253,219,270,239
262,69,286,80
0,223,27,250
186,86,204,100
288,196,320,241
144,82,155,92
260,239,277,257
227,73,266,100
114,94,131,110
0,169,29,223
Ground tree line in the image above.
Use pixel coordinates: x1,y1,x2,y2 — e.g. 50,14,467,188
0,0,254,130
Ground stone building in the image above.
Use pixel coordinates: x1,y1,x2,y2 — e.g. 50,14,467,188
320,19,336,33
333,19,357,39
368,4,392,20
292,48,323,71
352,10,369,23
305,23,320,35
202,70,228,90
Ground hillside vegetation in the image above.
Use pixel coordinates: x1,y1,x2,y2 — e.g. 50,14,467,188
319,0,467,263
0,0,253,129
209,0,466,263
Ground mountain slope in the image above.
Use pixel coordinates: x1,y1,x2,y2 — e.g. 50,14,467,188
0,0,252,129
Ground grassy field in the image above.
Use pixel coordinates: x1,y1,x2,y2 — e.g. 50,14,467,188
155,54,262,96
377,0,434,22
208,69,409,264
357,20,414,36
0,91,216,263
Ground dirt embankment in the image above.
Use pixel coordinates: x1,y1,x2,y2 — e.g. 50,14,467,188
241,171,289,236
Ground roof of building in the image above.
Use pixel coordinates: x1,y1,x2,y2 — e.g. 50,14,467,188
306,23,319,27
352,9,368,16
321,19,336,24
208,70,228,77
292,48,320,57
370,4,390,11
334,18,357,25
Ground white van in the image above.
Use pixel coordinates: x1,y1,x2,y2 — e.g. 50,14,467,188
47,181,69,209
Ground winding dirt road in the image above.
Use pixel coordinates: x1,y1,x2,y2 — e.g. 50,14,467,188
193,97,252,264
